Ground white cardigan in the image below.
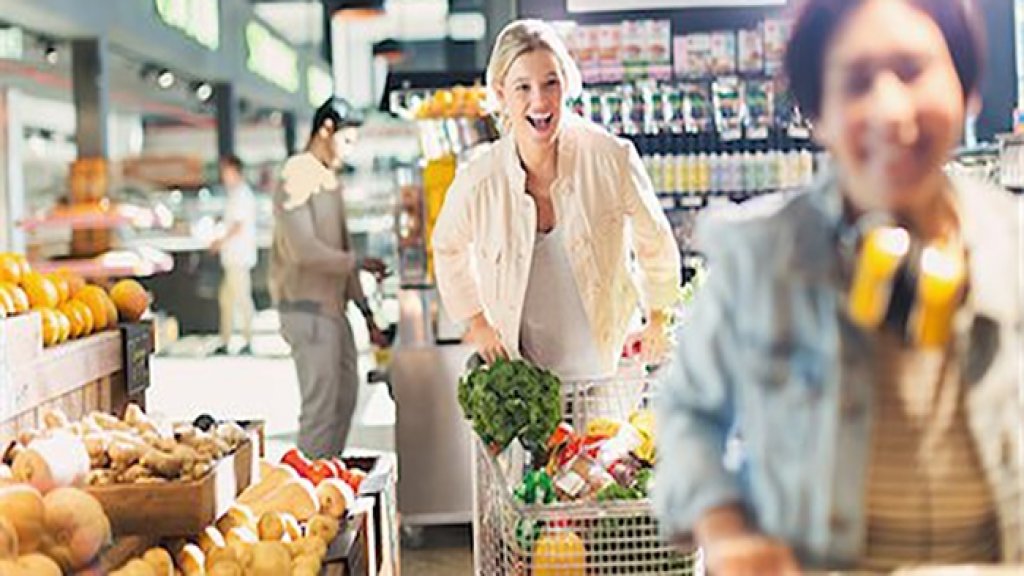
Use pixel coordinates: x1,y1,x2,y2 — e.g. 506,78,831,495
432,114,681,373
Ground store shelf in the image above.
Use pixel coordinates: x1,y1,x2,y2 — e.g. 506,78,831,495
19,204,170,232
31,247,175,279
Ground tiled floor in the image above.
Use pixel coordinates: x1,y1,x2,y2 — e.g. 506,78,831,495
148,313,473,576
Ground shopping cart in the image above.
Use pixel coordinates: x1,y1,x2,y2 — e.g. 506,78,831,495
473,371,704,575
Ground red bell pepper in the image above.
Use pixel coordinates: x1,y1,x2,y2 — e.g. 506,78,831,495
280,448,312,478
347,469,367,493
306,460,335,486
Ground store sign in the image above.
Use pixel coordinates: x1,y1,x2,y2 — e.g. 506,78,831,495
246,22,299,94
568,0,785,11
307,66,334,107
154,0,220,50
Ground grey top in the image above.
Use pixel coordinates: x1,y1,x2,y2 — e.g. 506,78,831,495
520,226,605,380
270,152,364,319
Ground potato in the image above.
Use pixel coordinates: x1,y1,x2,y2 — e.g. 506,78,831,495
108,441,144,468
118,464,153,484
141,449,184,479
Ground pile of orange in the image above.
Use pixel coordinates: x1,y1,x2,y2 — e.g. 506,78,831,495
0,253,151,348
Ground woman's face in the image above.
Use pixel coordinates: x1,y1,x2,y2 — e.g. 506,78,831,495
815,0,968,216
497,49,566,149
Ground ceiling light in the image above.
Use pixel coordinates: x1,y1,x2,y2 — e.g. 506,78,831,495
43,42,58,65
157,69,175,89
194,82,213,102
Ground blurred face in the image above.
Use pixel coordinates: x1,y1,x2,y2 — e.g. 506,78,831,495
312,121,358,169
497,49,566,150
815,0,967,217
220,164,242,189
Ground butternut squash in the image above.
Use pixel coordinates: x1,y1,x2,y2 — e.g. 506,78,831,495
280,513,302,542
142,546,174,576
195,525,227,555
237,463,298,506
12,432,90,493
248,478,319,521
247,541,292,576
41,487,112,571
257,512,286,541
175,543,205,576
315,478,354,519
214,504,256,535
305,514,339,545
111,558,157,576
0,484,45,554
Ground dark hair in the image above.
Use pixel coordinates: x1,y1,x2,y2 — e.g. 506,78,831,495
220,154,244,172
784,0,985,119
311,97,364,139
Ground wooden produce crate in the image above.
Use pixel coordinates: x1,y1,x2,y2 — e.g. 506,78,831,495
0,316,144,441
86,436,254,537
338,452,399,576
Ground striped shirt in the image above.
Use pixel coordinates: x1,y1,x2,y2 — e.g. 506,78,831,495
861,332,1000,571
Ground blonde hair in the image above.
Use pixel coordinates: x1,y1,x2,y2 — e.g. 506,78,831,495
486,19,583,110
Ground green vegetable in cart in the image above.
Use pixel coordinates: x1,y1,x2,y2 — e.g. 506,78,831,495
457,358,562,461
595,481,643,502
514,470,557,505
633,467,654,497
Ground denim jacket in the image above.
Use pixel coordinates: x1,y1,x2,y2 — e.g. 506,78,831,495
654,172,1023,568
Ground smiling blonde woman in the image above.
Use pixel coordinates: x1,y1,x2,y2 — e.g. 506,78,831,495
432,19,681,379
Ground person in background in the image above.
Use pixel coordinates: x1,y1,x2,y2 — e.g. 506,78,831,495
210,154,257,356
270,97,388,459
432,19,681,380
655,0,1022,573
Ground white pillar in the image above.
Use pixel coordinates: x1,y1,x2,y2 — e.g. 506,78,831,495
0,88,27,253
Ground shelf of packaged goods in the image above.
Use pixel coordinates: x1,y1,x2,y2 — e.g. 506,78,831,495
31,247,174,279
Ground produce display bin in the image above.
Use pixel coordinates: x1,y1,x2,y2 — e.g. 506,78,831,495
474,374,703,575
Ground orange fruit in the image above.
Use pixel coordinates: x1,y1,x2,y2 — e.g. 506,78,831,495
0,254,22,284
0,283,30,314
36,308,60,347
53,309,71,343
60,303,83,339
47,274,70,305
21,273,59,309
55,268,86,298
76,287,109,331
71,300,94,337
0,286,15,316
109,279,149,322
12,254,31,278
102,291,119,327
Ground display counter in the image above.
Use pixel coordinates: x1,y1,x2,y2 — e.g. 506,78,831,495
390,287,475,532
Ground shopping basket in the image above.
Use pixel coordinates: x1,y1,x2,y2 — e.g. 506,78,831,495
473,372,704,575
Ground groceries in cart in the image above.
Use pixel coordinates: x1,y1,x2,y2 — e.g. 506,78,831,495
527,409,657,505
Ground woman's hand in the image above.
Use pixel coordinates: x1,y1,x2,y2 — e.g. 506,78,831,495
704,534,801,576
464,313,507,364
695,505,801,576
623,309,674,364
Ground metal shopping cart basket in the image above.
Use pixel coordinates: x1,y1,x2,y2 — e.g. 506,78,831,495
473,371,704,575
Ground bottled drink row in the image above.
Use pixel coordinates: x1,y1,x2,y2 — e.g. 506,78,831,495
643,148,823,196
